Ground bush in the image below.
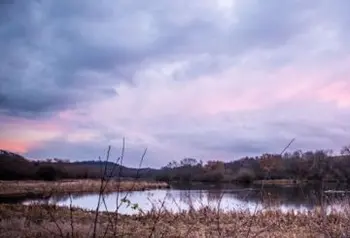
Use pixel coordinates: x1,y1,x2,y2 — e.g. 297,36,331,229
235,168,256,183
155,174,172,182
200,172,224,183
36,166,61,181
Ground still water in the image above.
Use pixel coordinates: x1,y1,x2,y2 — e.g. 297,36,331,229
23,183,350,215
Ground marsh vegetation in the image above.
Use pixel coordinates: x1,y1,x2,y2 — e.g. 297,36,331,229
0,180,168,201
1,203,350,238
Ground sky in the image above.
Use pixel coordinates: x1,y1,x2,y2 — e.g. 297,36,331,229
1,0,350,168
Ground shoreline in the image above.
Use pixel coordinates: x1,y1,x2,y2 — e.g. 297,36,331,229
168,179,349,186
0,179,169,200
1,178,348,200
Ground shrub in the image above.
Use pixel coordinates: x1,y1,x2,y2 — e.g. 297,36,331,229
200,172,224,183
235,168,256,183
36,166,61,181
155,174,172,182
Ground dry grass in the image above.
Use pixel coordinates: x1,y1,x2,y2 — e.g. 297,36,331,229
1,203,349,238
0,180,169,199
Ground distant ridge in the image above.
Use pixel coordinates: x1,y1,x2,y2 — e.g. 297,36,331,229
0,149,160,181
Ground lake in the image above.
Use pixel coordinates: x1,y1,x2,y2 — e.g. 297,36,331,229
23,183,350,215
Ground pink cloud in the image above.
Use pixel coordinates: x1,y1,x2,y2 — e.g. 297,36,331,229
0,115,63,131
317,80,350,108
0,139,38,154
0,115,68,153
77,57,350,156
183,64,329,115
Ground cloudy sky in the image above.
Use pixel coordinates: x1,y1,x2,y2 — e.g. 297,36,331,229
1,0,350,167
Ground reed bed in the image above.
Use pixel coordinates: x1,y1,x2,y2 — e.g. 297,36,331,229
0,203,349,238
0,180,169,198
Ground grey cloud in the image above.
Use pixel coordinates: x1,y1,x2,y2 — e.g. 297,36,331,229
151,1,307,57
231,1,313,46
151,104,350,159
25,138,162,168
1,0,329,118
25,140,109,161
268,118,350,151
2,0,350,165
185,133,281,156
0,1,125,117
155,129,289,159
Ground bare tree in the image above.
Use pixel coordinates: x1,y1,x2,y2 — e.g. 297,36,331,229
341,145,350,155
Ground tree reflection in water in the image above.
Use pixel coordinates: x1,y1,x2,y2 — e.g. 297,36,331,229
21,182,350,214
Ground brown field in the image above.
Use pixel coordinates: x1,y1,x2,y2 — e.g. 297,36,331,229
0,180,169,199
0,203,349,238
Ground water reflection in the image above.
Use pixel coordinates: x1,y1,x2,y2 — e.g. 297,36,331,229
22,183,350,215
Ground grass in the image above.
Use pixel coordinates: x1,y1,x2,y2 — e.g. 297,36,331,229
0,203,349,237
0,180,169,199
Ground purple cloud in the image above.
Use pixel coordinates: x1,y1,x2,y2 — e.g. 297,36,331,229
1,0,350,167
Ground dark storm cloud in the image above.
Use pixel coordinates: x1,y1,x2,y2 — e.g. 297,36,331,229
0,1,125,117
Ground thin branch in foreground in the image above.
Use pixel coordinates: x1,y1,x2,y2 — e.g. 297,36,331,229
113,146,147,236
92,145,111,238
148,193,169,238
113,137,126,235
45,205,65,238
69,194,75,238
245,138,296,238
280,138,296,156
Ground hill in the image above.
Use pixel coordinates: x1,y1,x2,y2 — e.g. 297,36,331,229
0,150,38,180
0,150,160,181
2,148,350,183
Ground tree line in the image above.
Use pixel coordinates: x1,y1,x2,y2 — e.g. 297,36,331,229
155,146,350,183
2,145,350,183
